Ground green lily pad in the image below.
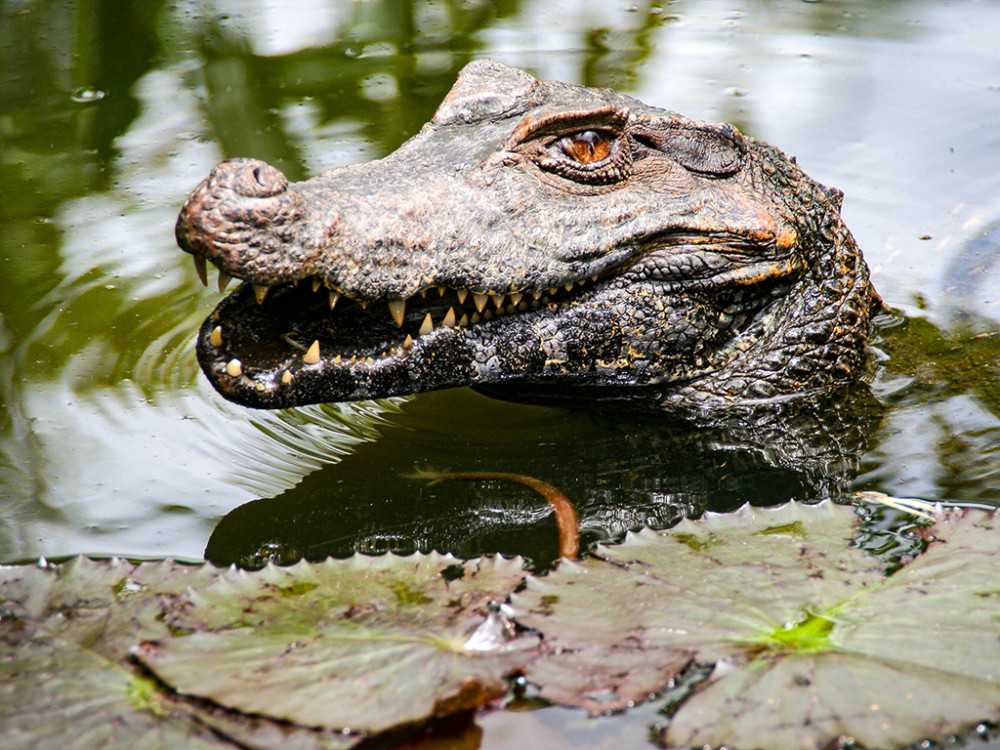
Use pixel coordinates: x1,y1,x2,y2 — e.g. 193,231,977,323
0,553,527,749
134,553,533,735
513,501,1000,750
6,503,1000,750
0,557,231,750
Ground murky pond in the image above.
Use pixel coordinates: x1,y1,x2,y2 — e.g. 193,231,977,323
3,0,1000,746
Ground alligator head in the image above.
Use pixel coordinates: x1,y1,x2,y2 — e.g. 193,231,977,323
177,59,879,410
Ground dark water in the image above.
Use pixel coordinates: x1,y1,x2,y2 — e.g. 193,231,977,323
2,0,1000,746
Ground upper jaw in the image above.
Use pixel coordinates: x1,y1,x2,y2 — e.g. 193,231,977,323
194,266,611,407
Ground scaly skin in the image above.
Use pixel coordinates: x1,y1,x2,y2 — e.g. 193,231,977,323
176,60,879,410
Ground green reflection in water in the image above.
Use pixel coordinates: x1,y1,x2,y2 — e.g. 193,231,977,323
0,0,998,588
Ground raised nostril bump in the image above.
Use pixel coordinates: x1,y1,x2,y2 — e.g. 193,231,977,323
240,161,287,197
215,158,288,198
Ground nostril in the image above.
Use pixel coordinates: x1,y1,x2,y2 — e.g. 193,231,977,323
215,158,289,198
241,161,288,197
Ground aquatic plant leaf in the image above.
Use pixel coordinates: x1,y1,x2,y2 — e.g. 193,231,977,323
184,698,361,750
0,557,232,750
0,643,235,750
513,501,1000,750
514,501,881,714
135,553,533,735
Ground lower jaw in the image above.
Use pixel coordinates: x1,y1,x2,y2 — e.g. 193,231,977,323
194,283,507,406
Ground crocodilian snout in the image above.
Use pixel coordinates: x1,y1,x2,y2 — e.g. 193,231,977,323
175,158,331,287
176,157,290,243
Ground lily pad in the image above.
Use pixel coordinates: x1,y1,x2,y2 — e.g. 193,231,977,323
0,557,231,750
0,553,528,749
134,553,533,736
513,501,1000,750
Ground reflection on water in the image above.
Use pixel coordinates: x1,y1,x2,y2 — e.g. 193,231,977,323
206,384,882,571
2,1,999,567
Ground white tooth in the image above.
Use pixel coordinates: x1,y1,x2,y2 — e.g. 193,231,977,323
442,307,456,327
420,289,428,299
253,285,269,304
334,354,343,363
281,370,292,384
491,294,505,309
218,271,233,293
456,289,468,304
303,340,321,364
532,290,543,300
312,278,322,292
577,279,587,287
388,299,406,326
209,325,223,348
510,292,523,306
471,312,480,324
403,334,414,349
226,359,242,377
564,283,574,292
419,313,434,335
193,256,208,286
472,293,488,313
437,286,446,296
329,292,340,310
459,313,469,327
591,275,599,282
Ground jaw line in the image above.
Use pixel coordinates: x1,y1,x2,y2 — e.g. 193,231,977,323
193,278,604,408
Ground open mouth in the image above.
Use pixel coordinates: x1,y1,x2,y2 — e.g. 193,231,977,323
192,257,604,404
186,225,801,408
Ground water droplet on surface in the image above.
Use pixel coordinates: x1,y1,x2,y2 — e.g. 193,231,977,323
70,88,105,104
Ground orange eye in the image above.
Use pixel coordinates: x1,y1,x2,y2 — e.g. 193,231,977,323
557,130,612,163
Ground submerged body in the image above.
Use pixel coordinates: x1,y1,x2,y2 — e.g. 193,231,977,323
176,60,879,410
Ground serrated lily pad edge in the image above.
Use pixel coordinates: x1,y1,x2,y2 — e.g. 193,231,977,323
4,500,999,750
0,552,531,749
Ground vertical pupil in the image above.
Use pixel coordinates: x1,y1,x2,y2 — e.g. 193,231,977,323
560,131,610,163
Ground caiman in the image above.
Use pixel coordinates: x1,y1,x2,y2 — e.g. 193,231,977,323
176,59,879,411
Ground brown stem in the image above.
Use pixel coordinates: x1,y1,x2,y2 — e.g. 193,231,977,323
414,470,579,559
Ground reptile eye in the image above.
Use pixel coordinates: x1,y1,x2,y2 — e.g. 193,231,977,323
511,113,632,186
557,131,612,164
